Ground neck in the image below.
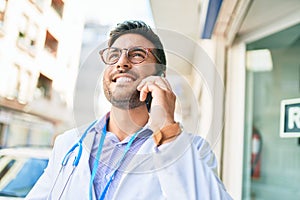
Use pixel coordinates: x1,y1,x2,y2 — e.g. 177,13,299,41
108,105,149,141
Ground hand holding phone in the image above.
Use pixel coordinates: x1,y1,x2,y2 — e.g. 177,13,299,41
144,72,164,112
137,75,176,132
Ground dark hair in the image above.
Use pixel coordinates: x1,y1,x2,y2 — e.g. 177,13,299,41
108,20,166,73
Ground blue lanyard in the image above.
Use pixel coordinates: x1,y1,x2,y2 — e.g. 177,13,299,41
89,120,141,200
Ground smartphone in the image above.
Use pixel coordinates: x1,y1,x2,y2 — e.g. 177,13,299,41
145,93,152,112
144,72,164,112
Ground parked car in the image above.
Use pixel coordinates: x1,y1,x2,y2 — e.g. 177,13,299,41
0,147,51,199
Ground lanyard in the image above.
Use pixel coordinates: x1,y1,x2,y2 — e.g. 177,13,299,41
89,119,141,200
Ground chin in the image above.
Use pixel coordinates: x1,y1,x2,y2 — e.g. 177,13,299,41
111,99,145,110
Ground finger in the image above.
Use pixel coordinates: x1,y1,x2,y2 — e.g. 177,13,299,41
139,78,170,92
137,76,166,91
139,82,161,101
137,79,146,91
137,76,157,90
139,83,151,101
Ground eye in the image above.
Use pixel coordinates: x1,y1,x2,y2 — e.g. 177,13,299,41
108,52,119,60
131,51,145,58
106,49,120,62
128,48,147,61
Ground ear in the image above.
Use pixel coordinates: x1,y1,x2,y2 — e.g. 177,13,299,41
160,71,166,77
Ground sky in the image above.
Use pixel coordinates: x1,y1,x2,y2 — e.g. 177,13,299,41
84,0,155,27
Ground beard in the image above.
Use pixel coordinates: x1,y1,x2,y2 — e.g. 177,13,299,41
103,79,145,110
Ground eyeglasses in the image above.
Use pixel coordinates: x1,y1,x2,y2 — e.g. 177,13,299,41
99,46,161,65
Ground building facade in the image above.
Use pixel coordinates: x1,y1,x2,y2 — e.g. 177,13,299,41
214,1,300,199
150,0,300,199
0,0,84,147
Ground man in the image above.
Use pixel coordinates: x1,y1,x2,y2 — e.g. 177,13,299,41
26,20,232,200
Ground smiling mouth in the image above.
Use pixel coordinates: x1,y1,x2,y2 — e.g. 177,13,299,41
113,77,134,83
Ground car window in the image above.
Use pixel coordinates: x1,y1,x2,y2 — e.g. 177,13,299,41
0,156,48,197
0,159,16,180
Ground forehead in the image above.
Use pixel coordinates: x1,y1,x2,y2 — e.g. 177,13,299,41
111,33,155,49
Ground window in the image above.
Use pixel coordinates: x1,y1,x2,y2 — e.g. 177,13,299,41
51,0,64,17
0,159,16,179
0,0,8,28
18,15,29,43
29,0,47,11
36,74,52,100
17,15,39,55
0,152,49,198
27,23,38,52
44,31,58,57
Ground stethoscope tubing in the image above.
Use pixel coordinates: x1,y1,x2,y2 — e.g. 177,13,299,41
47,118,142,200
47,120,98,199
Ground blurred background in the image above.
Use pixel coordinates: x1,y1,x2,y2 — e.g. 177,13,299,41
0,0,299,199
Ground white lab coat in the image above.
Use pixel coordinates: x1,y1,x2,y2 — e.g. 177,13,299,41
26,124,232,200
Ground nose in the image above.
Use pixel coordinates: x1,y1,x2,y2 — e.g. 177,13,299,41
116,50,131,71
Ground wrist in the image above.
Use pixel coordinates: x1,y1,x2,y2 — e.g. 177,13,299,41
152,122,182,146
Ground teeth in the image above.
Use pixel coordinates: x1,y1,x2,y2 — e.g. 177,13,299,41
115,77,133,83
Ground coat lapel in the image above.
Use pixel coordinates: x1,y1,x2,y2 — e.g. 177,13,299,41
81,127,97,199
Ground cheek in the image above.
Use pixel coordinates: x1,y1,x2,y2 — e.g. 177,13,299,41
139,64,157,76
103,68,111,82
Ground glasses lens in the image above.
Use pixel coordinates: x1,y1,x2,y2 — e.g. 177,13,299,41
127,47,147,64
102,48,121,64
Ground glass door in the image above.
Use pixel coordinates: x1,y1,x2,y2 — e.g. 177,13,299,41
243,23,300,200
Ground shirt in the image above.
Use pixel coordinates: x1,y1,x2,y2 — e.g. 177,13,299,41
89,114,152,200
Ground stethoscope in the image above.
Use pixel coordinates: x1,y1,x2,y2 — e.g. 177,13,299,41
47,118,142,200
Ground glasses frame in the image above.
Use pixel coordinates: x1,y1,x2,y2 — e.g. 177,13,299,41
99,46,162,65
